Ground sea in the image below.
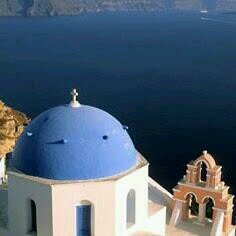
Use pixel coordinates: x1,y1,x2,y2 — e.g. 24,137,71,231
0,11,236,205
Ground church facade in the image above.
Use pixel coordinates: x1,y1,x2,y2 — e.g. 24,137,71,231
0,89,234,236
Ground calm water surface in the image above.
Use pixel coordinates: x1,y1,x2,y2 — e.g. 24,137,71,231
0,12,236,201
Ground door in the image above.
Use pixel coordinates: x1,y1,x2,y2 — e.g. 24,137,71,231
76,205,91,236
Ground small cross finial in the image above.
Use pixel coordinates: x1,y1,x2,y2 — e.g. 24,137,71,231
203,150,208,156
69,88,81,108
71,89,78,102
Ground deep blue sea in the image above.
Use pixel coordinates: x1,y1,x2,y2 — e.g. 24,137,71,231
0,12,236,196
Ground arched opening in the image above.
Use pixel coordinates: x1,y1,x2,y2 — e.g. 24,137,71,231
198,161,208,182
29,200,37,233
76,200,93,236
126,189,136,228
185,193,199,219
204,197,215,219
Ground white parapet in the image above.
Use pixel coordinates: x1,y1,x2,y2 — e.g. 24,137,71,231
146,203,166,236
169,200,183,226
0,157,6,184
210,210,224,236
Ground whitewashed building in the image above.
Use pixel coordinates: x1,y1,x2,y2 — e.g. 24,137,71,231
0,89,170,236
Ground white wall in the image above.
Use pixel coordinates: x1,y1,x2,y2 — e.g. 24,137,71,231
6,162,151,236
51,165,149,236
51,179,116,236
7,172,118,236
115,165,149,235
0,187,9,236
0,157,6,183
8,173,53,236
144,205,166,236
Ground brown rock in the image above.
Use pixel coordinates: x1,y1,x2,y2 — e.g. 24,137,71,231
0,100,29,157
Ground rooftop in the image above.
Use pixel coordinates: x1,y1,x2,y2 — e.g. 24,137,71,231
12,89,138,181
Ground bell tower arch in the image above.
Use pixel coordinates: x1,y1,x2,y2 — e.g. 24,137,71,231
170,151,234,235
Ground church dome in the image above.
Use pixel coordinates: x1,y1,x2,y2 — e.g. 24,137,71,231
12,90,137,180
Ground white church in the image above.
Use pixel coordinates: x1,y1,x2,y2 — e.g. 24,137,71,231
0,89,234,236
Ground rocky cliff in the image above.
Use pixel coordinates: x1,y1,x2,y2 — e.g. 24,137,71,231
0,0,236,16
0,101,29,157
0,0,165,16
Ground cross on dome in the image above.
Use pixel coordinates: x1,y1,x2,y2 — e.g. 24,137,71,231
69,88,81,108
71,89,78,101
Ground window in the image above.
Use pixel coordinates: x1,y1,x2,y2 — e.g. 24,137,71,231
76,202,92,236
204,197,215,219
185,193,199,218
126,189,136,228
200,162,207,181
29,200,37,233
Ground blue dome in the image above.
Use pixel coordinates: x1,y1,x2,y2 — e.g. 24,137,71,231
12,105,137,180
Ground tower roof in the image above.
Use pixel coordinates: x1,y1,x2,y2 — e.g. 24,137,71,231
193,150,216,169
